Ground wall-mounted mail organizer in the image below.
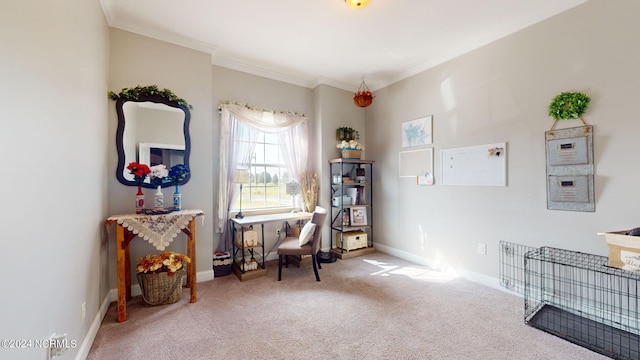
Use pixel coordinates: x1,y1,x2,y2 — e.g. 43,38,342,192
545,125,594,212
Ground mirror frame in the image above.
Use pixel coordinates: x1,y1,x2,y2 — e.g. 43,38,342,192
115,94,191,188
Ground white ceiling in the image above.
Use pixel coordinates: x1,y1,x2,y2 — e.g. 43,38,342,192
100,0,587,91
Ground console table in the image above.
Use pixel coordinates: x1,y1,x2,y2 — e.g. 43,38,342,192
105,209,204,322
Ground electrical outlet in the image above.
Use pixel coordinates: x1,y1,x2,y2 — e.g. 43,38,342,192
81,302,86,321
477,243,487,255
48,333,68,359
276,229,281,237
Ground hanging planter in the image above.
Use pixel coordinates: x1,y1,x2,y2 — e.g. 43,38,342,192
353,80,374,108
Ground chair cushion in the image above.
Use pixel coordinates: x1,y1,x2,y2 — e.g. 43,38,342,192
298,222,317,246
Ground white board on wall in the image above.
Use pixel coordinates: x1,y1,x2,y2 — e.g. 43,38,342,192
399,148,433,177
441,142,507,186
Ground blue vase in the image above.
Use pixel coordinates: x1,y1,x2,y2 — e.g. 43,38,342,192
173,185,182,211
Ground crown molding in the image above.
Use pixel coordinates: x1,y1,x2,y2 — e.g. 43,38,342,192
100,0,588,93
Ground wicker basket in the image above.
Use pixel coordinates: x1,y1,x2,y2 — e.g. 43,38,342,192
353,94,373,108
137,270,184,305
341,149,362,160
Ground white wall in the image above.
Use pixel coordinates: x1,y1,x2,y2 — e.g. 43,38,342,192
366,1,640,285
313,84,366,248
108,29,215,290
0,1,110,359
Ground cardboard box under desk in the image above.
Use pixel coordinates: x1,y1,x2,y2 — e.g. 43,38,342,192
602,230,640,271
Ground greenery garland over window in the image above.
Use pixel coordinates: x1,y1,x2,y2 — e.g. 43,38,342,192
548,92,590,120
108,85,192,109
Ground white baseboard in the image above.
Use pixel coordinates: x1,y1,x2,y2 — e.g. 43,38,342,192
75,292,111,360
373,243,520,297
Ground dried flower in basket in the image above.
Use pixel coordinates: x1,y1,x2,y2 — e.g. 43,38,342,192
136,251,191,276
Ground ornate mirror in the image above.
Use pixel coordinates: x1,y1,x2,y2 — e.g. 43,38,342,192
114,91,191,189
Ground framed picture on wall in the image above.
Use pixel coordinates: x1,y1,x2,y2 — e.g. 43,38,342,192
349,206,368,226
402,115,433,147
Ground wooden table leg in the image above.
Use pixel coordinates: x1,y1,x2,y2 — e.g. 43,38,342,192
115,224,127,323
187,219,197,303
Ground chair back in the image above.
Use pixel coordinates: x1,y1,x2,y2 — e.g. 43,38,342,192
309,206,327,253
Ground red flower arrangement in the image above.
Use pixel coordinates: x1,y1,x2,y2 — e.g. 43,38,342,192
127,162,151,185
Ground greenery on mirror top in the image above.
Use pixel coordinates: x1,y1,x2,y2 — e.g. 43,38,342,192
548,91,590,120
108,85,192,109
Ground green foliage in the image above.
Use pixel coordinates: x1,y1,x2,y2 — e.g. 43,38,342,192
108,85,193,109
548,92,590,120
336,127,360,141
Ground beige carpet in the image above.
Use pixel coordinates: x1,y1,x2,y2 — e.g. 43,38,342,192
88,252,607,359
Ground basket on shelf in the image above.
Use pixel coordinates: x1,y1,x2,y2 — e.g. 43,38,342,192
213,251,233,277
137,270,185,305
341,149,362,160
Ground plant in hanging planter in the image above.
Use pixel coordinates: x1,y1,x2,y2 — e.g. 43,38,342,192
127,162,151,186
136,251,191,276
548,92,591,120
353,80,374,108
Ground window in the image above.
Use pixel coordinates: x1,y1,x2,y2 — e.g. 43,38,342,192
234,132,295,211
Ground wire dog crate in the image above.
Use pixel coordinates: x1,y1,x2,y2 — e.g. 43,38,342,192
524,247,640,359
499,241,537,294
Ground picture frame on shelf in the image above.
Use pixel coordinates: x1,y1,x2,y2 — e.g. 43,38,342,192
349,206,368,226
342,211,350,226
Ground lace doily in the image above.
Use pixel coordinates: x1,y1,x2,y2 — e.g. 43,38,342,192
107,209,204,250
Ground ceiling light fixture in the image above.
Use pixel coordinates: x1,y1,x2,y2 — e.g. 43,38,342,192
345,0,370,9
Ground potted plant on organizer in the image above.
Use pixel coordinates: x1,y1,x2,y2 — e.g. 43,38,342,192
136,251,191,305
336,127,364,159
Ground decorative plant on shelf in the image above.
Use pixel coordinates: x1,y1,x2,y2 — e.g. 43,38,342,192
548,92,591,121
336,126,359,142
336,126,364,150
108,85,193,109
336,127,364,150
136,251,191,276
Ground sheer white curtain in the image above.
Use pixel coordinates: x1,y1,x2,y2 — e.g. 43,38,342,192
215,103,309,248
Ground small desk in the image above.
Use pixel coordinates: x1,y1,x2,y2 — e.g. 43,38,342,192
105,209,204,322
230,212,312,281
